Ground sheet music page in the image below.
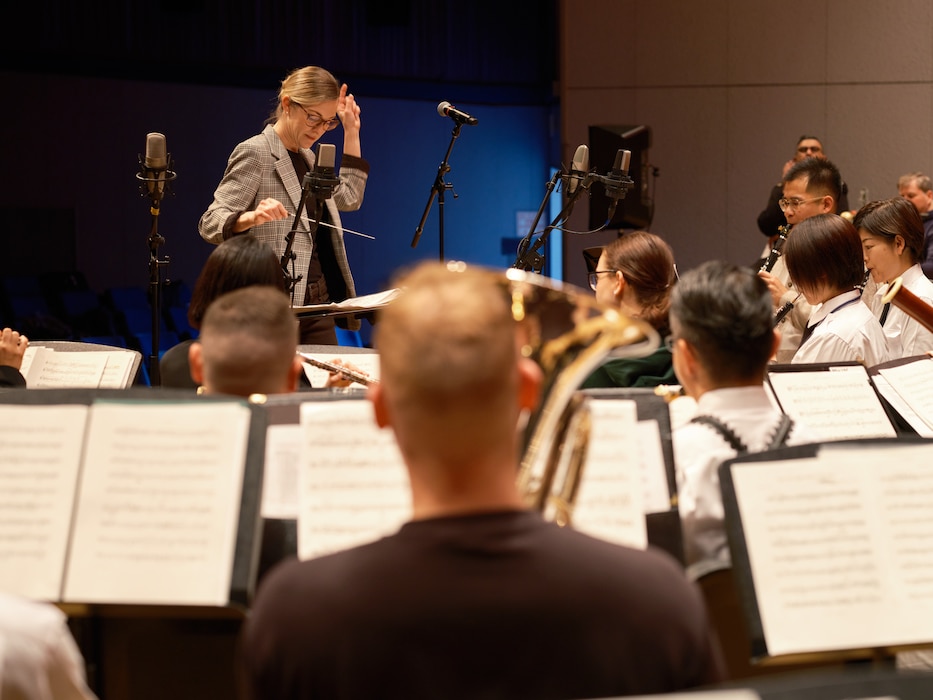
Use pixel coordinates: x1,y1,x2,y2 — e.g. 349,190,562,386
261,424,302,519
877,357,933,434
868,444,933,624
297,401,410,560
572,399,648,548
637,419,674,513
870,374,933,437
97,350,137,389
731,444,933,656
0,405,88,600
292,288,400,313
300,352,380,388
25,350,108,389
63,401,251,606
18,345,46,381
767,366,896,440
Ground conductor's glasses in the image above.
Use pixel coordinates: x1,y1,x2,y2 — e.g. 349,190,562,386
588,270,618,291
295,103,340,131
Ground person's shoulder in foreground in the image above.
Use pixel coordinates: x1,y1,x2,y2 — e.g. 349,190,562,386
239,508,724,700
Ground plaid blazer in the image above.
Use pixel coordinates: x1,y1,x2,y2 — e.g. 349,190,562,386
199,124,369,328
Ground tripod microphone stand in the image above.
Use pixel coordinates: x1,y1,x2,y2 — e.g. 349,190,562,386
411,122,462,260
136,137,176,386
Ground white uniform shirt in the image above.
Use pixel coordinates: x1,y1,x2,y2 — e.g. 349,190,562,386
0,592,97,699
866,264,933,358
792,289,893,367
673,386,816,581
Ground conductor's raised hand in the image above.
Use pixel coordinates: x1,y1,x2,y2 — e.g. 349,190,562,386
336,84,361,135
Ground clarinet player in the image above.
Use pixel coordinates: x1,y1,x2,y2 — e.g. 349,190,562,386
758,158,844,362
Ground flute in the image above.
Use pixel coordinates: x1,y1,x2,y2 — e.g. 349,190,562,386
301,356,377,386
881,277,933,334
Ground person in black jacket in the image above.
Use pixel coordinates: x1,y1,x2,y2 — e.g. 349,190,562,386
756,135,850,242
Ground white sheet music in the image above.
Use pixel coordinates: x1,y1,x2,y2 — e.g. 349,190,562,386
261,424,302,520
767,366,896,440
300,352,380,388
63,401,251,605
731,443,933,656
292,288,400,313
0,405,88,600
22,347,108,389
97,350,137,389
572,399,648,548
297,401,410,560
19,347,137,389
877,357,933,434
638,419,673,513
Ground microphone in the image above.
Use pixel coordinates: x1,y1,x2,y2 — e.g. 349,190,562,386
145,132,167,200
302,143,340,200
137,132,176,204
565,144,590,195
602,149,633,221
437,101,478,126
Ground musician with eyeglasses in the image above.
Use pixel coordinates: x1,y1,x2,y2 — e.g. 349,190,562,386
758,157,846,361
755,135,850,241
199,65,369,345
583,231,678,388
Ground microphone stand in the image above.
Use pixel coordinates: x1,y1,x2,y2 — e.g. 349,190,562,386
513,175,592,274
281,183,312,304
411,122,462,260
282,146,340,304
136,158,175,387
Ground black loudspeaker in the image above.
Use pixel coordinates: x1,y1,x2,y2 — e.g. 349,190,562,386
588,125,652,230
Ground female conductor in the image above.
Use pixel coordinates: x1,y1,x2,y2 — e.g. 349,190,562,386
199,65,369,344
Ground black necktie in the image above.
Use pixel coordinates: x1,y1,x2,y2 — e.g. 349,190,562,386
879,302,891,327
800,320,822,347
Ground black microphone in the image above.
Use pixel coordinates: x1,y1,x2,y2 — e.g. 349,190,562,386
603,149,633,222
302,143,340,200
565,144,590,195
437,101,478,126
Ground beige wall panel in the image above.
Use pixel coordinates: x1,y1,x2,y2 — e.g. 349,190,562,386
827,83,933,209
727,0,829,85
827,0,933,84
561,0,638,87
635,0,729,86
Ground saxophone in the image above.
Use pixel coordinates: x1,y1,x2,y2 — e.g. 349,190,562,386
503,268,659,526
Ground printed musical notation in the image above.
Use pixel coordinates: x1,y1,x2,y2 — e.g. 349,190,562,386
729,443,933,657
297,401,410,560
0,400,255,606
767,366,896,441
64,401,252,606
572,399,648,548
0,405,89,600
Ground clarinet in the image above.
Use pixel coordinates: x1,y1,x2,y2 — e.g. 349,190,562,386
759,224,791,273
773,300,794,327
